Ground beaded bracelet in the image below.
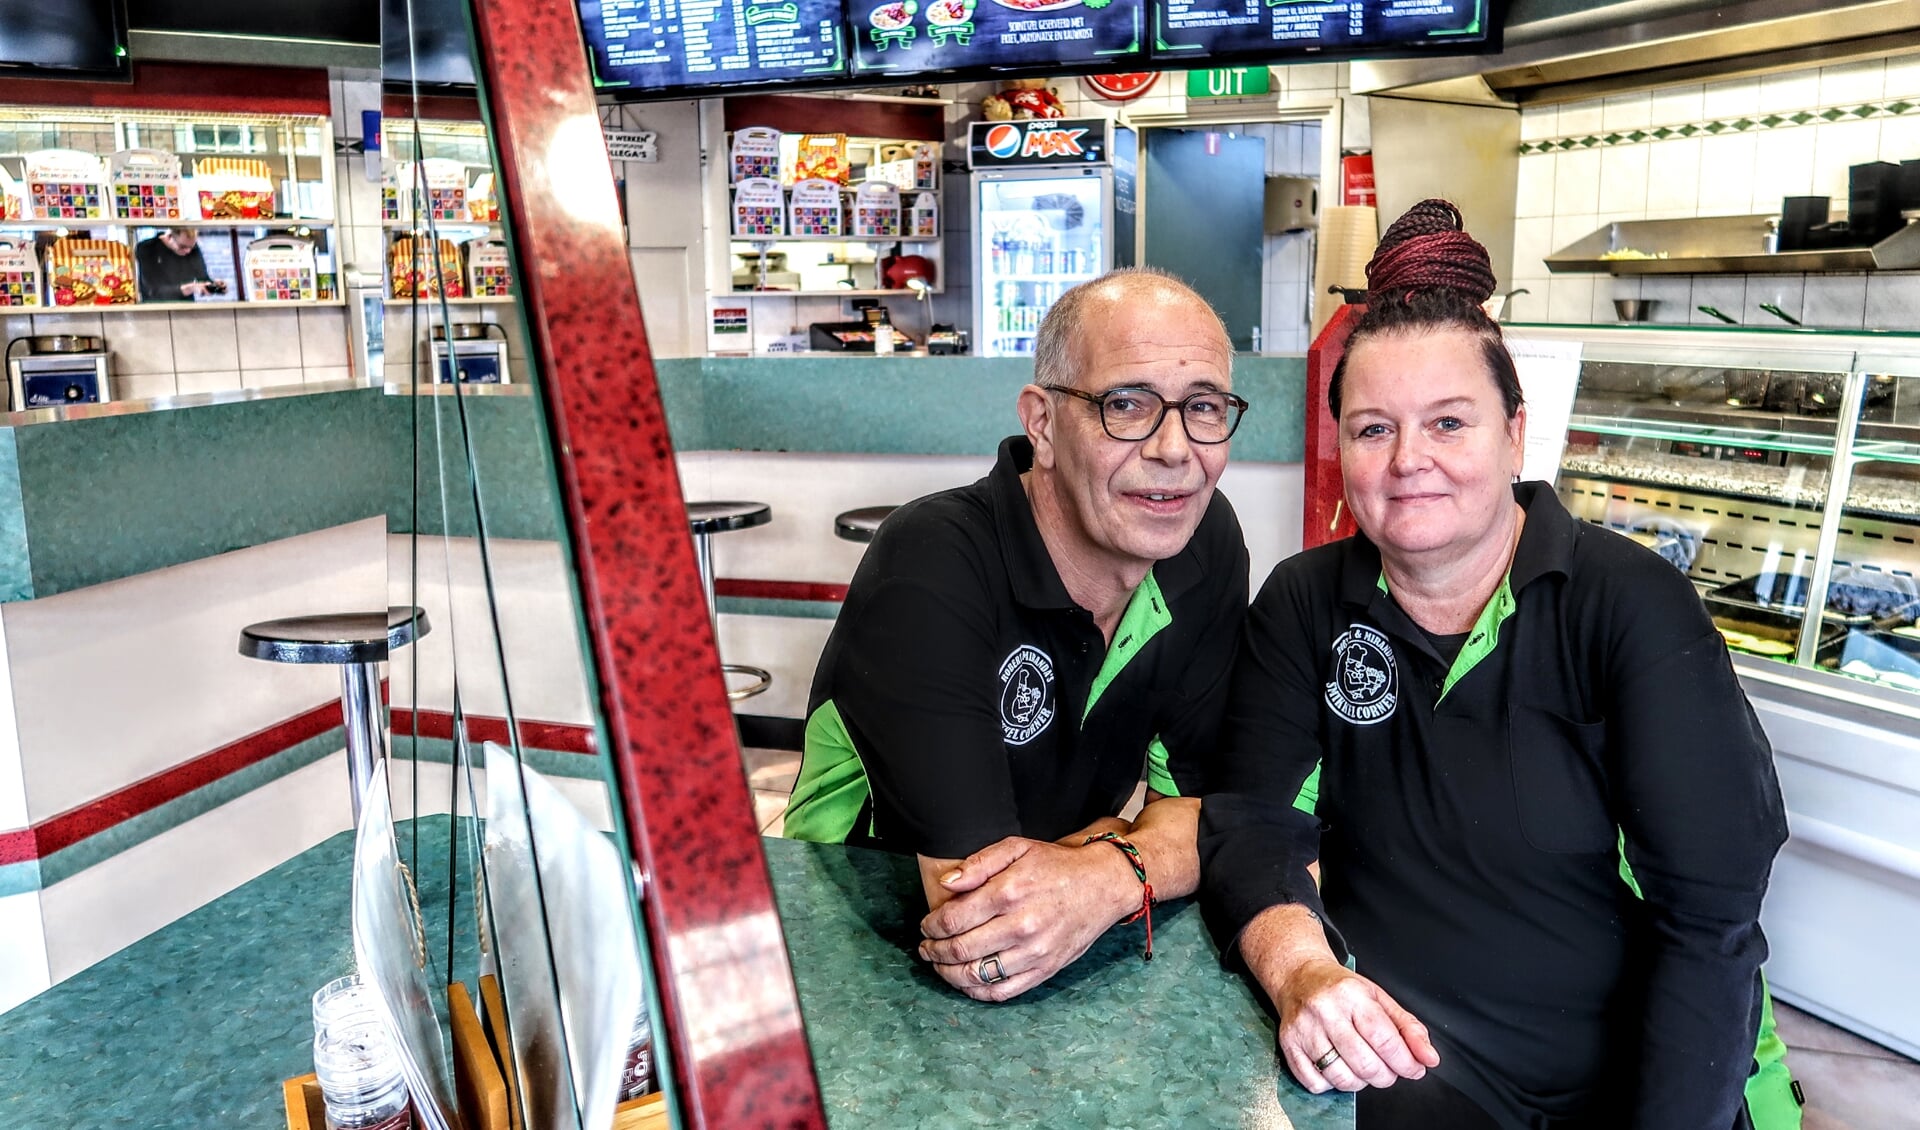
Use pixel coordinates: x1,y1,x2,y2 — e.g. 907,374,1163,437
1083,831,1154,960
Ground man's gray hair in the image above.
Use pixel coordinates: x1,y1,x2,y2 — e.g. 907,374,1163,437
1032,266,1231,390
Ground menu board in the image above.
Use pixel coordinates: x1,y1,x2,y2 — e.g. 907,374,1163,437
851,0,1144,77
582,0,848,95
1151,0,1488,63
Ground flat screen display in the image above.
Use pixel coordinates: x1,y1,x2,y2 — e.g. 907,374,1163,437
850,0,1145,79
1150,0,1489,64
582,0,848,99
128,0,377,45
0,0,130,80
383,0,477,90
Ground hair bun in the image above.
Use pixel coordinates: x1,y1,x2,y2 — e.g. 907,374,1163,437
1364,198,1497,305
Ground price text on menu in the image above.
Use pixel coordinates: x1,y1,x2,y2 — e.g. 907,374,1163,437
852,0,1145,76
582,0,848,93
1150,0,1486,61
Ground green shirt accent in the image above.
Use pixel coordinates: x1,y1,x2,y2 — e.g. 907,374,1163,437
1145,736,1178,797
1083,569,1172,721
1291,762,1322,815
1439,575,1516,701
783,701,870,843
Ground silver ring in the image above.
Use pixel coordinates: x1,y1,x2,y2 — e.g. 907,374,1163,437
976,953,1008,984
1313,1047,1342,1072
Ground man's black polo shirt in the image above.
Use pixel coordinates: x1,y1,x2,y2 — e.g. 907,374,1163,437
1200,482,1788,1129
785,435,1249,859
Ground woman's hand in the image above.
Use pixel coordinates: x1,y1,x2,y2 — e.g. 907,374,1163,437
1275,957,1439,1093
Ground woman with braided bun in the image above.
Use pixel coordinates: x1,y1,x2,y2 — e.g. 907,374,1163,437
1199,200,1801,1129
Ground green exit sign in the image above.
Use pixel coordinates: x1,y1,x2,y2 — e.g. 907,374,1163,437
1187,67,1271,99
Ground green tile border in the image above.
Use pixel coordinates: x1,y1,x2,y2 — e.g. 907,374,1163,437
1518,98,1920,155
0,859,41,900
717,596,841,620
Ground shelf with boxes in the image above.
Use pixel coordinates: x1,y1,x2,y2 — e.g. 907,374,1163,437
0,106,340,310
381,119,515,304
724,126,945,297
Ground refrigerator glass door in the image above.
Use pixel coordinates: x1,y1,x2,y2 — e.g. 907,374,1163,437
976,172,1107,358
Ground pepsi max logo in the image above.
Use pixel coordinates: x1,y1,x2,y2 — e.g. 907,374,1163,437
984,123,1023,159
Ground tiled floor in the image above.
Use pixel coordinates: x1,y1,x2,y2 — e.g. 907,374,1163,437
739,747,1920,1123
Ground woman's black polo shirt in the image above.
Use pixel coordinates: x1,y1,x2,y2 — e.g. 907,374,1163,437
785,435,1249,859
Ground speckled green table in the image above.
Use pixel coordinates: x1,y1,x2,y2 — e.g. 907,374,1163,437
766,836,1353,1130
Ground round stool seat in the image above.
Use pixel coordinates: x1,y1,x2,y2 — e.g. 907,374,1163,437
239,606,429,665
687,501,771,536
834,506,898,544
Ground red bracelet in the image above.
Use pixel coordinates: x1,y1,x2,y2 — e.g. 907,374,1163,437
1084,831,1154,960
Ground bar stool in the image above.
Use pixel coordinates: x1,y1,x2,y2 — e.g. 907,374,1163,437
238,606,429,824
834,506,897,544
687,501,773,702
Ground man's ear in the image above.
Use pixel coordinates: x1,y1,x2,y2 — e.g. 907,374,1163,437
1017,383,1058,469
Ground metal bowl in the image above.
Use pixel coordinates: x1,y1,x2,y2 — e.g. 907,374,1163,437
1613,299,1658,322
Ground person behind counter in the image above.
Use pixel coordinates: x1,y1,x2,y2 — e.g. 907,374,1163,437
1199,200,1800,1129
135,228,226,302
784,267,1251,1002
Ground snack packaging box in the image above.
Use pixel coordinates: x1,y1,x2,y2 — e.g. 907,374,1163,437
787,179,844,237
731,178,786,238
25,149,108,221
730,127,781,184
851,181,901,239
0,166,20,222
388,235,467,299
110,149,186,221
909,142,939,190
868,158,920,192
793,134,849,185
242,236,319,302
194,156,276,219
909,191,939,238
466,238,513,297
47,237,136,306
382,160,413,223
419,158,468,222
0,239,42,307
467,172,500,222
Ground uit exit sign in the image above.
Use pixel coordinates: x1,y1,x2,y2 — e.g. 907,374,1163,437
1186,67,1271,99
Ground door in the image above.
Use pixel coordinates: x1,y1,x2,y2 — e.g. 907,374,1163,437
1142,129,1264,351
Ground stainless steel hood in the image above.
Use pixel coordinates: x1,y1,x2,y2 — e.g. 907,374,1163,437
1352,0,1920,106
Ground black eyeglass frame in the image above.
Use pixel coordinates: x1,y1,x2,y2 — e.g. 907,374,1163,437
1043,385,1251,445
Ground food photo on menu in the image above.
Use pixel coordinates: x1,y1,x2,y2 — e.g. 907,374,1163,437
854,0,1144,75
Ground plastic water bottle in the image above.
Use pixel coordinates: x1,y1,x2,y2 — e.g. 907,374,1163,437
313,1020,412,1130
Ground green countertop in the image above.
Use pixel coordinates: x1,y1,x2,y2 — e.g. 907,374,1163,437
0,827,1349,1128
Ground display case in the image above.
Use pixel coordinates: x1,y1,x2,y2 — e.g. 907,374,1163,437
1507,323,1920,1059
380,118,511,305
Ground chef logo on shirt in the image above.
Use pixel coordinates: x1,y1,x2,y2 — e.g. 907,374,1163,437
998,644,1057,746
1325,624,1397,725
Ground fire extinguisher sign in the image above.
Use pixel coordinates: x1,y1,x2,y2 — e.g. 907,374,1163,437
1341,153,1376,208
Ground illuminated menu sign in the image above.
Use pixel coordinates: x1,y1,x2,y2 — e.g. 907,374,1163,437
851,0,1144,77
1150,0,1487,63
582,0,848,94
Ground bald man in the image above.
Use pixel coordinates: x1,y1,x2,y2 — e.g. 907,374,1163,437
785,268,1252,1000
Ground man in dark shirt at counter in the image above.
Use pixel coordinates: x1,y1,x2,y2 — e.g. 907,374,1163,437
784,268,1251,1001
135,228,224,302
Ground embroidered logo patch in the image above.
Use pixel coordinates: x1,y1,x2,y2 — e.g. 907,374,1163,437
1325,624,1397,725
998,644,1057,746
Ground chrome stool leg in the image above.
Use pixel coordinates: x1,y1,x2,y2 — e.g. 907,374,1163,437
340,660,387,823
692,523,771,702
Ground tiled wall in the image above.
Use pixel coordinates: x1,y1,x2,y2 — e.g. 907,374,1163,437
1510,57,1920,330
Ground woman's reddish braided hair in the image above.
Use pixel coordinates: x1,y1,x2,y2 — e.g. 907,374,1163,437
1363,198,1498,304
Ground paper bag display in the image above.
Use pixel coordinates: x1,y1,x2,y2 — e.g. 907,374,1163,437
793,133,849,185
0,240,42,307
110,149,186,221
25,149,107,221
242,237,318,302
730,126,781,184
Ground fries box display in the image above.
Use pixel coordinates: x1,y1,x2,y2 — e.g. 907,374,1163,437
110,149,185,221
420,158,469,222
466,238,513,297
851,181,901,238
468,172,499,222
47,237,137,306
731,177,786,237
731,127,782,184
25,149,108,221
0,240,42,307
787,178,844,237
388,235,467,299
194,157,276,219
243,237,319,302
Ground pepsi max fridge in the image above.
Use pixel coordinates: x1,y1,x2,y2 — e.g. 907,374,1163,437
970,118,1133,358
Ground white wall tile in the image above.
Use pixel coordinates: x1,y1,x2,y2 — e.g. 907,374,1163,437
1648,84,1705,128
1864,273,1920,332
0,892,50,1015
1702,78,1761,120
1557,99,1604,138
1745,275,1806,325
1820,61,1886,108
235,308,304,370
1751,127,1818,213
304,366,354,386
1515,153,1557,219
1519,107,1557,142
1801,273,1869,330
240,367,304,389
1885,57,1920,101
298,307,351,368
111,372,176,401
1757,70,1820,115
29,311,104,337
1,313,31,345
1601,94,1652,133
1588,283,1626,325
1812,119,1884,202
1637,276,1694,323
1511,216,1555,281
1697,133,1758,216
1546,276,1594,324
1878,114,1920,164
1505,283,1549,323
1553,148,1602,216
1688,276,1747,325
99,311,175,376
1646,139,1702,216
1550,213,1599,259
167,309,240,372
175,368,242,394
1597,144,1650,215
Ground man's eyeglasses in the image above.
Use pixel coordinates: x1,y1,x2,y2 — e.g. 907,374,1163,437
1044,385,1249,444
